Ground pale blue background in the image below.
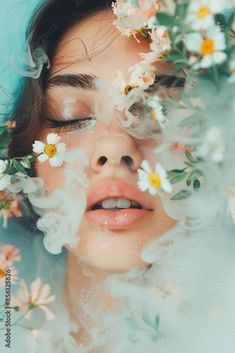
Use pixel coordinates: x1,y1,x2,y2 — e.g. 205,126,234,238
0,0,42,121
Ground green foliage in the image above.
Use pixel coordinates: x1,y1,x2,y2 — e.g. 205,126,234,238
170,189,192,200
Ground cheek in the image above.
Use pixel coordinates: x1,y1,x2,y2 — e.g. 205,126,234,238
34,129,93,194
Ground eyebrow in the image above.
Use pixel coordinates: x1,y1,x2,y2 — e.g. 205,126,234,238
46,73,97,90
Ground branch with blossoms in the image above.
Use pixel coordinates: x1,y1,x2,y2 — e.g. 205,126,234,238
0,244,56,331
0,0,234,227
111,0,234,204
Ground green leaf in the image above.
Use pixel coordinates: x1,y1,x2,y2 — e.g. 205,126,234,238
184,161,195,168
167,168,187,175
185,149,197,163
193,179,201,190
155,12,175,27
14,161,27,174
161,55,188,64
175,3,189,21
186,170,203,186
169,172,188,184
170,189,192,200
21,157,32,169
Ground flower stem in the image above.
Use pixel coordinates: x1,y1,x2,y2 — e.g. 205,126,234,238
11,309,31,327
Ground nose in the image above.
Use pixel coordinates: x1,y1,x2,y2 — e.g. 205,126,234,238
90,127,143,173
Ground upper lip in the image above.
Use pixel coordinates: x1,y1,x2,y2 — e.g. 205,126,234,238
86,178,154,211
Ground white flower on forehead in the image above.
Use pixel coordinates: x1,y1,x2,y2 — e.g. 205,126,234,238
140,26,171,64
137,160,172,196
185,26,227,69
196,126,224,162
186,0,226,30
129,63,156,89
147,96,168,128
0,160,11,191
32,133,66,167
112,0,159,37
113,63,155,95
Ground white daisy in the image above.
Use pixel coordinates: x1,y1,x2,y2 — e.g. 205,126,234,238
196,126,224,162
186,0,227,30
147,96,168,128
185,26,227,69
137,159,172,196
0,160,11,191
32,133,66,167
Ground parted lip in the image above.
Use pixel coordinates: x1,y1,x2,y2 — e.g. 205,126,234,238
86,178,154,211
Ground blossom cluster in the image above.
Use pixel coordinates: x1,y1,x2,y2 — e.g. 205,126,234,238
110,0,235,210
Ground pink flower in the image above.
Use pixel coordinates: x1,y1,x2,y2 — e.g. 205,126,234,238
4,120,16,129
11,278,56,321
0,244,21,268
0,192,22,229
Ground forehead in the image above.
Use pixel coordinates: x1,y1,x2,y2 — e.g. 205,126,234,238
49,8,167,81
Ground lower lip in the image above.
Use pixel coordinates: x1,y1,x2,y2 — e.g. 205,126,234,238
85,208,152,229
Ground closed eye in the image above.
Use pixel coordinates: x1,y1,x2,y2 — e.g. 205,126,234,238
46,117,96,132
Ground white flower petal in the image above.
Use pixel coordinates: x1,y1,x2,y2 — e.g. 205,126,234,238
40,305,55,321
137,168,148,180
47,133,60,145
56,143,66,153
0,160,8,174
161,180,173,193
213,51,227,65
149,186,158,196
185,33,202,53
155,163,167,179
200,55,213,68
37,153,49,163
49,156,63,167
33,141,45,153
137,180,148,191
141,160,151,173
0,175,11,190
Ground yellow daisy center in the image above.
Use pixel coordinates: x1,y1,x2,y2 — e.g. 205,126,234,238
197,5,210,18
151,110,158,120
0,268,6,278
44,144,57,158
124,84,137,95
201,38,215,56
149,171,161,188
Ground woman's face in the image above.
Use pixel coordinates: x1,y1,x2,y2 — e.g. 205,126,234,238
35,9,176,271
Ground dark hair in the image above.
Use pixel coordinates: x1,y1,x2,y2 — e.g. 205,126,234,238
8,0,115,161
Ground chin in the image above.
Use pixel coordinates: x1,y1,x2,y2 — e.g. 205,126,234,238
69,243,149,272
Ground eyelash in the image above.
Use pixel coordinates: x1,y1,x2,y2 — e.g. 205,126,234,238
47,117,96,132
